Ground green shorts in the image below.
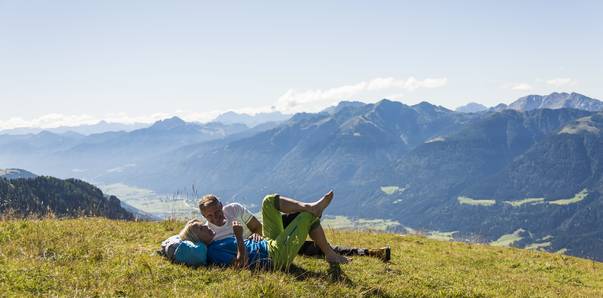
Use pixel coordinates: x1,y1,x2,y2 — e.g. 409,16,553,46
262,194,319,270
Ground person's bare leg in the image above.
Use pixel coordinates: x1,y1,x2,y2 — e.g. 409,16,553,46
309,224,350,264
278,190,334,218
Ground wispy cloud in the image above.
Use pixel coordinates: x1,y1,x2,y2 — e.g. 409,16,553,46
510,83,533,91
276,76,447,113
0,76,448,130
546,78,577,88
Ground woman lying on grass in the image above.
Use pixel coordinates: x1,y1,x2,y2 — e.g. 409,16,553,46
179,191,350,270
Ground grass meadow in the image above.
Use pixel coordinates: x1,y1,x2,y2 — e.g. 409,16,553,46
1,218,602,297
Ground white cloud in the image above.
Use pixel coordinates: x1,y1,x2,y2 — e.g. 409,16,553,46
0,76,448,130
511,83,533,91
276,76,447,113
547,78,577,88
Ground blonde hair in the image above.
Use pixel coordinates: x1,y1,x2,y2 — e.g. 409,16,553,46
198,194,220,211
179,219,203,242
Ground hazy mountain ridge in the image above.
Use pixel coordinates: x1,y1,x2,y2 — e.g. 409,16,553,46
213,111,291,127
494,92,603,112
0,121,149,136
0,117,252,179
115,99,482,208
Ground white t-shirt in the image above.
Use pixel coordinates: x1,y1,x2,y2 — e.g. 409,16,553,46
206,203,254,241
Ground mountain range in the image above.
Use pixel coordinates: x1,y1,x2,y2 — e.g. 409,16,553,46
1,92,602,260
0,121,149,136
492,92,603,112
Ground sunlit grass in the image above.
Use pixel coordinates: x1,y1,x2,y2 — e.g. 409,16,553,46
548,189,589,205
457,196,496,206
1,218,602,297
490,229,524,247
380,186,403,195
504,198,544,207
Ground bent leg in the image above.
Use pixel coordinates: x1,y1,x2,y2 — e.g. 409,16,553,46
262,194,284,240
271,211,319,270
308,225,351,263
278,191,333,218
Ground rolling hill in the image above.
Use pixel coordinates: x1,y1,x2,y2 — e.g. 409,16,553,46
0,176,132,220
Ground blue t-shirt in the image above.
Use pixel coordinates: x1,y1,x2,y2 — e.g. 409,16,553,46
207,236,270,268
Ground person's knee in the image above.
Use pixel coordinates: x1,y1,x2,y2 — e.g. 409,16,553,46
262,194,280,211
310,220,321,231
297,211,319,224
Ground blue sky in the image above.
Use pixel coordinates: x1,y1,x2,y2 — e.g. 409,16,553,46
1,0,602,128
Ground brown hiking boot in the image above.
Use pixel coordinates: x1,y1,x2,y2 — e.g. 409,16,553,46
368,246,391,262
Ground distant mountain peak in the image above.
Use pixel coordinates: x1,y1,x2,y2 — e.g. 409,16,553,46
374,98,405,109
412,101,452,113
150,116,187,130
322,101,366,115
502,92,603,112
456,102,488,113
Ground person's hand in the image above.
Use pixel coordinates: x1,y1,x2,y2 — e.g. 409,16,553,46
232,221,244,238
248,233,263,242
234,251,248,268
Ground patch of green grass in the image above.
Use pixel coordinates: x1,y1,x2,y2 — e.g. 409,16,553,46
525,242,552,251
321,216,400,231
491,229,525,247
559,117,600,135
504,198,545,207
1,219,603,297
457,196,496,206
380,186,404,195
100,183,198,218
548,189,589,205
427,231,458,241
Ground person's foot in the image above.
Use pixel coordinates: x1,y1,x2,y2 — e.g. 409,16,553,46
309,190,334,218
326,252,351,264
368,246,391,262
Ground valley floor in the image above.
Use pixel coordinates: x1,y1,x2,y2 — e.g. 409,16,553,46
1,218,602,297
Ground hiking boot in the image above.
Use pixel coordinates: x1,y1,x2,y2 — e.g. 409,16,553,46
368,246,391,262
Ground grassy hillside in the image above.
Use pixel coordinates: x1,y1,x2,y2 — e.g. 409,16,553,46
1,219,602,297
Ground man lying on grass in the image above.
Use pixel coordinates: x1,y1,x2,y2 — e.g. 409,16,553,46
180,191,350,269
197,193,390,262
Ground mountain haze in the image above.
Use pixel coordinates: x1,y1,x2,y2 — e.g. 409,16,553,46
213,111,291,127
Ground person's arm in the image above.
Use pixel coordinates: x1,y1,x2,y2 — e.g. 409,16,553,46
232,203,263,241
232,221,248,268
246,216,263,241
247,216,263,234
